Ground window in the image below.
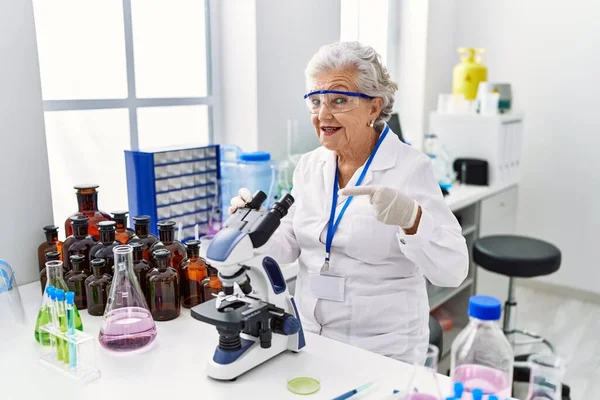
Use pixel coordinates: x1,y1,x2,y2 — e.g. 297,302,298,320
340,0,390,66
33,0,218,227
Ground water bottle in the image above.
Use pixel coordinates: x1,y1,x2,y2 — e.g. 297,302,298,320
450,295,514,399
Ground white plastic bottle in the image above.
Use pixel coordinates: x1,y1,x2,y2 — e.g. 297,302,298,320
450,295,514,399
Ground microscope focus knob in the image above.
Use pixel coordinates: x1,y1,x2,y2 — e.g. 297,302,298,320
272,314,300,336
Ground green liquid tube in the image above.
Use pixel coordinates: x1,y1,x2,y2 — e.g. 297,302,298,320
55,289,69,363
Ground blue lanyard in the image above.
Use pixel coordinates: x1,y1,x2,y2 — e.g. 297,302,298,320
324,125,390,261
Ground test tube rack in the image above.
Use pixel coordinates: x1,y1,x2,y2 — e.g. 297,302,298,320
38,324,101,383
125,145,222,241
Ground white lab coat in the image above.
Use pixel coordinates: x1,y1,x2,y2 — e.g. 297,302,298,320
259,130,468,365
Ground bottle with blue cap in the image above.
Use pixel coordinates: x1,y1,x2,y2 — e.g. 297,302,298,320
450,295,514,399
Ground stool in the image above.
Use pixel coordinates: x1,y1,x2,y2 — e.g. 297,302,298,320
428,315,443,359
473,235,561,351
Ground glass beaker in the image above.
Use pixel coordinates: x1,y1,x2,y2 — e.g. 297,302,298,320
99,245,157,353
404,345,443,400
0,259,25,326
35,260,83,345
527,354,565,400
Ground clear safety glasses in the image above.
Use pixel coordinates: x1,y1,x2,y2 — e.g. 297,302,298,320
303,90,373,114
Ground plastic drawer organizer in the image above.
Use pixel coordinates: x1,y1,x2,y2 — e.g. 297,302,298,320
125,145,221,241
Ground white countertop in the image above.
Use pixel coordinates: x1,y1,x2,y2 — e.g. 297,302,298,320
2,282,457,400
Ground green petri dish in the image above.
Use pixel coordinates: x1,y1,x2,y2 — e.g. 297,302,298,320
287,376,321,395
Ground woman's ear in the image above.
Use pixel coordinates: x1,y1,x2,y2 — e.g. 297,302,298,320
370,97,384,119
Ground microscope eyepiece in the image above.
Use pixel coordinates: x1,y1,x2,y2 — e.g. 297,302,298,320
247,190,267,210
270,194,294,219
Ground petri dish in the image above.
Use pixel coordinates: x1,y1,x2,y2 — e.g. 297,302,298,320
287,376,321,395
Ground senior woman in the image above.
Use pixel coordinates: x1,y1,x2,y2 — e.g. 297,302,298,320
230,42,468,365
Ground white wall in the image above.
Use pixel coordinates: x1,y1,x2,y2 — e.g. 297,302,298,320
426,0,600,293
0,0,54,284
218,0,340,162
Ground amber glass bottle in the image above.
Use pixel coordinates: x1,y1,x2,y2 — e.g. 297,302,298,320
202,266,223,302
62,216,97,272
39,251,61,294
64,185,112,240
37,225,63,273
85,259,112,316
147,249,180,321
149,221,186,273
180,240,207,308
90,221,120,276
112,211,135,244
131,242,152,304
65,254,91,309
128,215,159,262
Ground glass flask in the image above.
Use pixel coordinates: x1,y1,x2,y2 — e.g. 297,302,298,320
85,259,112,317
39,251,62,294
128,215,159,262
90,221,120,276
35,260,83,345
62,216,97,272
64,184,112,240
202,265,223,301
130,242,151,304
112,211,135,244
404,345,443,400
527,354,565,400
65,254,91,310
180,240,207,308
37,225,63,273
99,245,157,352
0,259,26,326
147,249,180,321
149,221,186,272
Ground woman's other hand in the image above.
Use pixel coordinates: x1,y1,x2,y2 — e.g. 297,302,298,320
228,188,253,215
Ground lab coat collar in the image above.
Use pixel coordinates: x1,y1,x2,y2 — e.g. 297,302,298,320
319,127,399,208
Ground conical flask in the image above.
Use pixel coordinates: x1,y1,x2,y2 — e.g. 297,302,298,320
403,345,444,400
35,260,83,345
99,245,157,353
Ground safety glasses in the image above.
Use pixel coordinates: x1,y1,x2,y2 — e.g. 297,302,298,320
303,90,373,114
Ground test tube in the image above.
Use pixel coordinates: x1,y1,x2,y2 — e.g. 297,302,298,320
50,288,65,362
45,286,57,351
55,289,69,364
65,292,77,369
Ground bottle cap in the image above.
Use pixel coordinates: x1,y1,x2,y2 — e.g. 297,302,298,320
98,221,117,231
185,240,201,250
45,251,61,261
46,286,55,298
488,396,499,400
74,184,99,190
70,215,90,225
240,151,271,162
70,254,85,263
55,289,65,302
468,295,501,321
43,225,59,233
65,292,75,305
157,221,176,231
472,388,483,400
111,211,129,218
153,248,171,259
130,241,144,251
91,258,106,267
453,382,464,398
133,215,151,224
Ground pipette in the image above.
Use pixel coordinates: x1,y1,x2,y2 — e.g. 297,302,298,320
330,381,375,400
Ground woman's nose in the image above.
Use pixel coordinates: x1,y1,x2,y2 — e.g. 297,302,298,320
317,102,333,121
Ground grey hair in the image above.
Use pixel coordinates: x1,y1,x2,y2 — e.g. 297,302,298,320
304,41,398,130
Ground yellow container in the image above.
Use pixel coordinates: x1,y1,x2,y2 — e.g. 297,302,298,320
452,48,487,100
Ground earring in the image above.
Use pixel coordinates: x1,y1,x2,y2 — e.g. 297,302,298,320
368,120,375,128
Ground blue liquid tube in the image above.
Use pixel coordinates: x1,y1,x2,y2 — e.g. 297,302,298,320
65,291,77,368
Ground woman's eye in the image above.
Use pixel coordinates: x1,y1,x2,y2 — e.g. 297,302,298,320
311,98,321,106
334,97,347,105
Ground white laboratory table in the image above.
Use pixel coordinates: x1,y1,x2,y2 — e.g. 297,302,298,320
2,281,455,400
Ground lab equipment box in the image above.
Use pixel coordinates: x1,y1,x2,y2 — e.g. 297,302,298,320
125,145,221,241
428,112,524,186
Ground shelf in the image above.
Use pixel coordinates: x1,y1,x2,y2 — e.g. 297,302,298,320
441,324,466,358
428,277,474,310
461,225,477,236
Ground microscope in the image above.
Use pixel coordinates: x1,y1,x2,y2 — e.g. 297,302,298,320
191,191,305,381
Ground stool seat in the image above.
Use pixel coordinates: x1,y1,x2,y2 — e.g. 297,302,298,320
473,235,561,278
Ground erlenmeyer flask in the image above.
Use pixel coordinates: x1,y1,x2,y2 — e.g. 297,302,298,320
99,245,157,353
404,345,444,400
35,260,83,345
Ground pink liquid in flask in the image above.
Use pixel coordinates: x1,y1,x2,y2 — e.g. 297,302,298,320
99,307,157,352
405,394,439,400
453,364,511,398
